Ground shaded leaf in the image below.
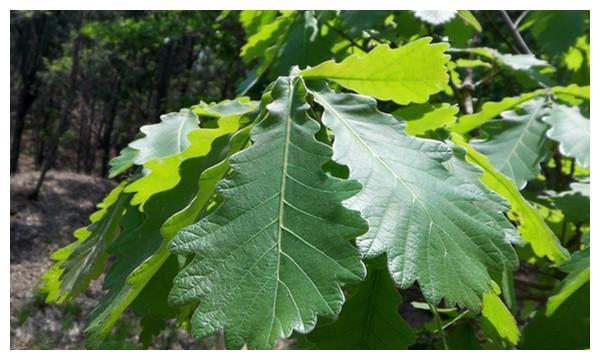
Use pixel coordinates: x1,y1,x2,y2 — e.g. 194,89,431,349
304,261,415,349
394,103,458,136
40,181,131,303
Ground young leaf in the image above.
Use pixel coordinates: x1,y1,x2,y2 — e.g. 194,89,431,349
125,99,256,208
300,38,450,105
85,128,237,346
481,288,520,346
304,262,415,349
168,77,368,349
457,10,481,32
450,89,547,134
546,247,590,316
308,83,519,310
40,181,131,303
450,133,569,263
393,103,458,136
471,98,550,189
542,104,590,168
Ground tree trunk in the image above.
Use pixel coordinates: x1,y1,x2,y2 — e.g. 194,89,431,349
10,14,50,174
30,34,82,199
154,40,173,120
100,78,121,176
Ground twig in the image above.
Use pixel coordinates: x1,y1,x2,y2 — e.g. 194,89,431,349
498,10,532,54
321,21,369,53
481,11,520,54
428,301,449,350
514,10,530,28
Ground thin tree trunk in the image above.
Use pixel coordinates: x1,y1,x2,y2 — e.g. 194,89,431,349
154,41,173,120
100,78,121,176
30,34,82,199
11,14,49,174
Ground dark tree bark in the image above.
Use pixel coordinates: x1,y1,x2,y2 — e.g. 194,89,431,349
30,34,82,199
100,78,121,176
154,40,174,120
10,13,50,174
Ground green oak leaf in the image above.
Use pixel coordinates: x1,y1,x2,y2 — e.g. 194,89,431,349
451,133,569,264
394,103,458,136
545,181,590,223
481,286,520,346
40,181,131,303
129,109,200,165
521,283,589,349
85,125,238,347
471,98,550,189
456,10,481,32
529,11,587,57
168,77,368,349
308,83,519,310
239,10,279,39
546,247,590,316
450,89,548,134
125,99,256,208
108,146,138,178
301,38,450,105
240,12,294,64
303,261,415,349
542,104,590,168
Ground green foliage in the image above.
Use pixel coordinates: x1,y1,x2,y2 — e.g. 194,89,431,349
303,260,415,349
169,77,368,349
542,104,590,168
38,10,590,350
301,38,449,105
471,98,550,189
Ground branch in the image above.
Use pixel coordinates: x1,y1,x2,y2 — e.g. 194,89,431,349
514,10,530,28
498,10,532,54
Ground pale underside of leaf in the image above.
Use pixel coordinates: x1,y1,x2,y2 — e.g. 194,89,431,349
309,84,518,310
471,98,550,189
450,133,569,264
542,104,590,168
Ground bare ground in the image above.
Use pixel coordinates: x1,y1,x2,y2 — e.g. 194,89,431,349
9,170,202,349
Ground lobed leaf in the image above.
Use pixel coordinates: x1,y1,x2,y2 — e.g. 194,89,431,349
450,133,569,263
309,83,519,310
301,38,450,105
471,98,550,189
542,104,590,168
40,181,132,303
304,261,415,349
169,77,368,349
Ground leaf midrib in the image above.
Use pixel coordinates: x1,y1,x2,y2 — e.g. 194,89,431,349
313,91,434,227
495,99,545,176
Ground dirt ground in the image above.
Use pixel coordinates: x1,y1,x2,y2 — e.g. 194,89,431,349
9,170,205,349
